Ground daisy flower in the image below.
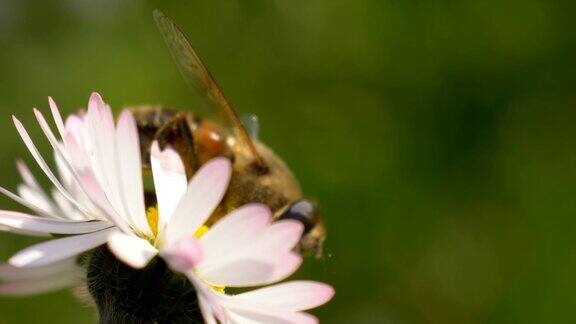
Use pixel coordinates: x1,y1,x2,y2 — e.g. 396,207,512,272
0,92,334,322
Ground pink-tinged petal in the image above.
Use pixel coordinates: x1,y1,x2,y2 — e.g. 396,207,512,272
34,109,106,218
64,115,92,166
86,93,128,223
232,281,335,312
200,204,271,266
62,130,90,171
107,231,158,269
64,114,88,141
34,108,87,192
9,228,114,267
0,270,81,296
162,237,203,273
150,141,187,227
34,108,127,227
266,252,302,284
116,110,150,235
251,220,304,255
166,158,232,245
0,257,79,281
48,97,68,141
188,275,227,321
0,210,111,235
200,259,276,287
12,116,92,217
197,220,303,285
198,294,218,324
86,93,116,179
75,170,122,223
34,109,105,215
199,250,300,288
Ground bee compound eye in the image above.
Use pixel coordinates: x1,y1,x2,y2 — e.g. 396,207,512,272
279,200,316,233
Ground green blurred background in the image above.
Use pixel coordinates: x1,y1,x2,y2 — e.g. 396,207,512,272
0,0,575,323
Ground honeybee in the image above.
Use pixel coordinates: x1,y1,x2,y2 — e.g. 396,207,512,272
83,10,327,322
133,10,326,257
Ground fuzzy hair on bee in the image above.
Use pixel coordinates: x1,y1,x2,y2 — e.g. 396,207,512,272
81,247,203,324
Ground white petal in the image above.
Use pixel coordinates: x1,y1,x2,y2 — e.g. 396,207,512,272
51,189,86,221
198,220,304,285
0,186,63,220
0,270,81,296
34,108,100,219
116,110,150,235
150,141,187,227
107,231,158,269
16,184,59,217
0,257,79,281
267,252,302,284
53,150,73,189
62,120,92,169
74,169,122,223
0,210,111,235
9,228,114,267
200,204,271,267
16,160,42,191
17,184,56,215
205,251,300,288
0,225,50,237
227,309,318,324
200,252,301,289
36,112,84,201
65,114,87,140
227,312,262,324
200,259,275,287
166,158,232,245
248,220,304,256
48,97,67,141
198,293,218,324
12,116,92,217
86,93,129,225
232,281,335,312
188,275,226,321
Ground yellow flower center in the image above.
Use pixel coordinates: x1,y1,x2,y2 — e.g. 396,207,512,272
147,204,211,240
146,206,159,237
194,225,209,239
212,285,226,293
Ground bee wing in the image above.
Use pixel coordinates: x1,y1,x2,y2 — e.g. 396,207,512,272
153,9,266,168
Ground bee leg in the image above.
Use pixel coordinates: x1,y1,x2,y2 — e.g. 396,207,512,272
153,113,198,178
